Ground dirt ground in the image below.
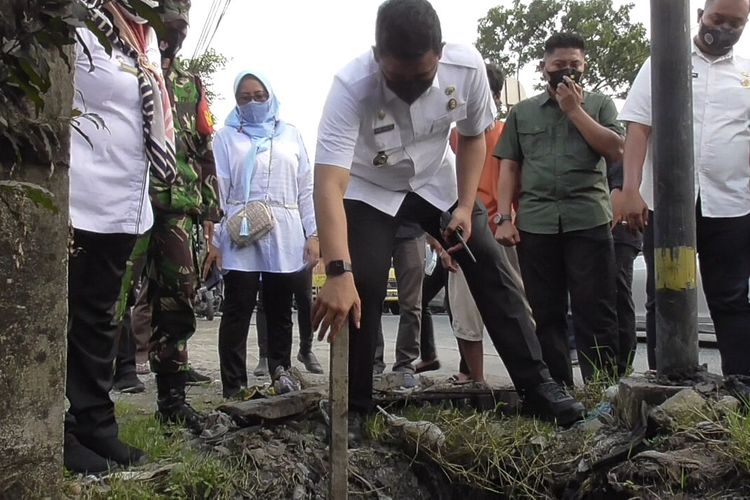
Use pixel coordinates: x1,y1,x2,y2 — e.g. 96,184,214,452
101,317,750,500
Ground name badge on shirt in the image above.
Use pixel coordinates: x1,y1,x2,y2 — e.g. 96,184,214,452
374,123,395,135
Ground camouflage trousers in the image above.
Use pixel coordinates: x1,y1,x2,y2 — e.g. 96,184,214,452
118,212,198,374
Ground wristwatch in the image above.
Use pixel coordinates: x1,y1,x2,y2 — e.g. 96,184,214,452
493,213,512,226
326,260,352,277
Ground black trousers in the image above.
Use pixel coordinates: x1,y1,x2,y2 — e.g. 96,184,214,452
345,195,549,413
256,268,314,357
613,237,640,374
518,224,619,387
419,259,448,363
218,269,301,396
643,206,750,375
66,229,137,438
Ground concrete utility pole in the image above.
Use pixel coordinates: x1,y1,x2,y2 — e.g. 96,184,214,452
650,0,699,376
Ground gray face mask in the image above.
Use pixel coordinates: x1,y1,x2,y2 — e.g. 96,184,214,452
698,22,742,55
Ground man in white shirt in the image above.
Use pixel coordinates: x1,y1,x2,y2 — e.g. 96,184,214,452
615,0,750,376
312,0,585,439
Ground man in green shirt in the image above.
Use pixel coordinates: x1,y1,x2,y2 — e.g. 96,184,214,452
495,32,624,388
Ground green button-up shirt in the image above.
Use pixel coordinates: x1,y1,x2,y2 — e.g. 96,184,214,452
495,91,623,234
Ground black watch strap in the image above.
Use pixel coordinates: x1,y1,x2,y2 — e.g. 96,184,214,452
494,213,512,225
326,260,352,276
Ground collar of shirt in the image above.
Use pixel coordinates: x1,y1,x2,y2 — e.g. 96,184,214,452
691,39,735,64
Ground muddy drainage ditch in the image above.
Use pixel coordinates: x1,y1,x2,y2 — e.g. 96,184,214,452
69,372,750,499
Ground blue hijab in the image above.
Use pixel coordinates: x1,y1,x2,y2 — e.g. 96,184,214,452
225,71,284,209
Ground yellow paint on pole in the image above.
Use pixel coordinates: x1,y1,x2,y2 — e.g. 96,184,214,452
654,246,697,291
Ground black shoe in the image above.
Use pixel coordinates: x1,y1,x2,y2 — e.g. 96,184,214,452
347,412,365,449
415,358,441,374
112,373,146,394
76,434,146,467
64,433,117,475
156,400,205,434
185,366,211,386
523,381,586,427
297,351,324,374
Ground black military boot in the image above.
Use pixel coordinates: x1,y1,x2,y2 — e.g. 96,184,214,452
155,372,205,434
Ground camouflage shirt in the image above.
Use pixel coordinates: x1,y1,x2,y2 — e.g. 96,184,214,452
150,59,220,221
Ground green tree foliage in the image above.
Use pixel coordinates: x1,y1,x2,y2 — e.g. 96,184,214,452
476,0,649,98
183,48,228,103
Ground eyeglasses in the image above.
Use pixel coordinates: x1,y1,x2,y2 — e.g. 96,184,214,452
237,92,270,104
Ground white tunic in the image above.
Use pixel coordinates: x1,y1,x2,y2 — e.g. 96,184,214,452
315,43,495,216
213,123,316,273
619,43,750,218
69,27,160,235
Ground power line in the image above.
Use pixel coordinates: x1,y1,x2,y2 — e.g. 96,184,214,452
191,0,232,59
191,0,219,59
191,0,222,59
202,0,232,54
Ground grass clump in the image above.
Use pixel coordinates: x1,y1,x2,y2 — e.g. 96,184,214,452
725,410,750,472
368,404,590,498
68,402,258,499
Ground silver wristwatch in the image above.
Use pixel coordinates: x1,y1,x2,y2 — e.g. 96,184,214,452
493,213,512,225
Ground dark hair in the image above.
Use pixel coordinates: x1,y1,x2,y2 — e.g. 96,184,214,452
375,0,442,59
485,63,504,98
544,32,586,56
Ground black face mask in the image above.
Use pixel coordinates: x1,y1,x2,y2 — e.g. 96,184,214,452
547,68,583,89
698,22,742,56
385,78,433,105
159,29,187,62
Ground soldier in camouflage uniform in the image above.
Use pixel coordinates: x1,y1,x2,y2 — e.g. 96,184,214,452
144,0,220,432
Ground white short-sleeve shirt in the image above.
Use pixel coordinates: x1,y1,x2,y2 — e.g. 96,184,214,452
315,43,495,216
69,27,160,235
619,43,750,218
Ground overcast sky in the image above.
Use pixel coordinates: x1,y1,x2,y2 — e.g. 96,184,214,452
180,0,747,156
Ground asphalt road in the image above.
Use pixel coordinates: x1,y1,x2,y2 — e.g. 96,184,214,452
187,311,724,388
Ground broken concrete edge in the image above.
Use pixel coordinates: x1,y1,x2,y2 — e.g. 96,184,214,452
616,374,743,431
216,383,523,426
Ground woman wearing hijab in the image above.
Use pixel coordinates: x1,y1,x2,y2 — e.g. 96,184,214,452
66,0,174,474
206,71,318,399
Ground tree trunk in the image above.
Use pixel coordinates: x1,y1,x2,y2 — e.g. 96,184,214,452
0,47,73,497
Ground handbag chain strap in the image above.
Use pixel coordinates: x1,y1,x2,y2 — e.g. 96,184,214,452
264,127,274,202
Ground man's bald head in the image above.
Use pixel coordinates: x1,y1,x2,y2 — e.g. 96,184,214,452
703,0,750,15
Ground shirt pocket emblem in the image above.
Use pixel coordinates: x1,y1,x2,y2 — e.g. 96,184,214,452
429,102,467,134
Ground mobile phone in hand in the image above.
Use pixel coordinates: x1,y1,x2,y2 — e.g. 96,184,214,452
439,212,477,263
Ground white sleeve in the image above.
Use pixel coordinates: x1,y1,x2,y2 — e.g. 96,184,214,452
211,132,230,246
456,48,495,137
314,76,361,169
618,57,653,126
296,130,317,237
